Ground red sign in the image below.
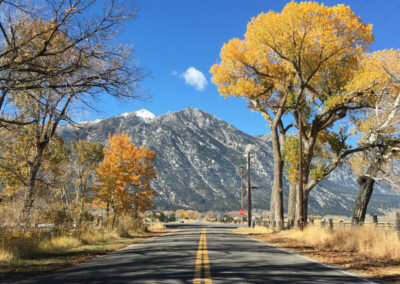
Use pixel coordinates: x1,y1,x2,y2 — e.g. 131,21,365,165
240,210,245,215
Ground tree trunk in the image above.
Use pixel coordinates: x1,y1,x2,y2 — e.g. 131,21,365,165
295,183,300,225
270,126,284,229
288,181,297,227
269,186,275,225
300,159,311,224
22,142,47,222
112,212,117,227
352,154,380,224
106,200,110,217
352,175,375,223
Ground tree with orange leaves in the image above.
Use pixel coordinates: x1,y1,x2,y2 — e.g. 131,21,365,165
94,132,157,225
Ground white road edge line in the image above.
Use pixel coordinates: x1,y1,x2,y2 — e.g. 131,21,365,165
240,233,379,284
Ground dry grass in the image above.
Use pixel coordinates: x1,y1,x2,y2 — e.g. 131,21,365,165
39,236,82,252
0,250,14,262
0,221,171,282
147,223,167,232
235,225,400,282
79,227,120,244
235,225,273,235
275,226,400,260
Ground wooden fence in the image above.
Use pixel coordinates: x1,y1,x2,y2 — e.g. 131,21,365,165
260,212,400,237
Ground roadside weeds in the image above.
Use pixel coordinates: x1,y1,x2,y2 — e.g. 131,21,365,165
234,225,400,283
0,223,171,283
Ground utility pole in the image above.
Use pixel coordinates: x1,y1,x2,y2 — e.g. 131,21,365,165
240,165,244,224
247,152,252,228
298,111,304,231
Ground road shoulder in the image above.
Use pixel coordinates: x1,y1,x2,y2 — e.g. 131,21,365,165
233,227,392,283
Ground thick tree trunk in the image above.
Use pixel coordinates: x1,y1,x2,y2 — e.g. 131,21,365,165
270,127,284,229
352,175,375,223
352,153,380,224
300,161,311,224
22,142,47,222
288,181,297,227
295,183,300,224
269,187,275,225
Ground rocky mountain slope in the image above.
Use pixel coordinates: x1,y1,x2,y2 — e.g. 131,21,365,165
58,108,400,215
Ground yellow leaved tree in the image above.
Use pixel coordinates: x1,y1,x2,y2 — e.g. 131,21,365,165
211,2,374,226
94,132,157,226
346,49,400,223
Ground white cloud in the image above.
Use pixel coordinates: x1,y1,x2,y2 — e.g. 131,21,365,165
171,70,178,76
181,67,207,91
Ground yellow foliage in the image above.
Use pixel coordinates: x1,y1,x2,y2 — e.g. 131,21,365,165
210,1,374,114
94,132,157,220
0,126,69,197
282,135,300,182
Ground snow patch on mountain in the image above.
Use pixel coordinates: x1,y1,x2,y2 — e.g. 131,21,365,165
116,109,156,122
57,107,400,214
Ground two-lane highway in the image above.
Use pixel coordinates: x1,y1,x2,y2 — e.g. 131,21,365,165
22,223,376,283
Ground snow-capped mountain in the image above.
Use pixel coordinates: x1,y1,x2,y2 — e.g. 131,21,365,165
117,109,156,122
57,107,400,215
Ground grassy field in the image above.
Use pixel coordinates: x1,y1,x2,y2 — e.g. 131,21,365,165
235,225,400,283
0,223,170,283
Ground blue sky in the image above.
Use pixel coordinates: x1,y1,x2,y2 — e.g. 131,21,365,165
88,0,400,136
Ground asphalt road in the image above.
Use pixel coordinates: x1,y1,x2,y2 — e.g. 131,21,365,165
21,223,376,284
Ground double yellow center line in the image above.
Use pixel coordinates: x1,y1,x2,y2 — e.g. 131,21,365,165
193,228,212,284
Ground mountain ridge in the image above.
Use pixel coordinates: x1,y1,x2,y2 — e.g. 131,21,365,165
57,107,400,215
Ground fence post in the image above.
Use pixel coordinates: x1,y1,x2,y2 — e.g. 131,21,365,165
373,215,378,226
328,218,333,230
396,212,400,239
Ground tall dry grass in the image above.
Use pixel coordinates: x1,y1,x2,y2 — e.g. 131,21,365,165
275,225,400,260
0,217,149,262
39,236,82,252
235,225,273,235
147,223,166,232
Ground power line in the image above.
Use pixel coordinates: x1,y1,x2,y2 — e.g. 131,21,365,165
357,0,369,14
374,1,400,31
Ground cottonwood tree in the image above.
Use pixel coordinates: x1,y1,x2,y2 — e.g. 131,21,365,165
2,1,145,220
0,125,69,203
211,2,373,226
0,0,144,126
347,49,400,223
71,140,104,211
94,132,157,226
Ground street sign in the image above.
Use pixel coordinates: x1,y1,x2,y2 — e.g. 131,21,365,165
240,210,245,215
216,211,221,216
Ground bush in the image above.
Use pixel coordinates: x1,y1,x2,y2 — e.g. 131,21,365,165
169,213,176,222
